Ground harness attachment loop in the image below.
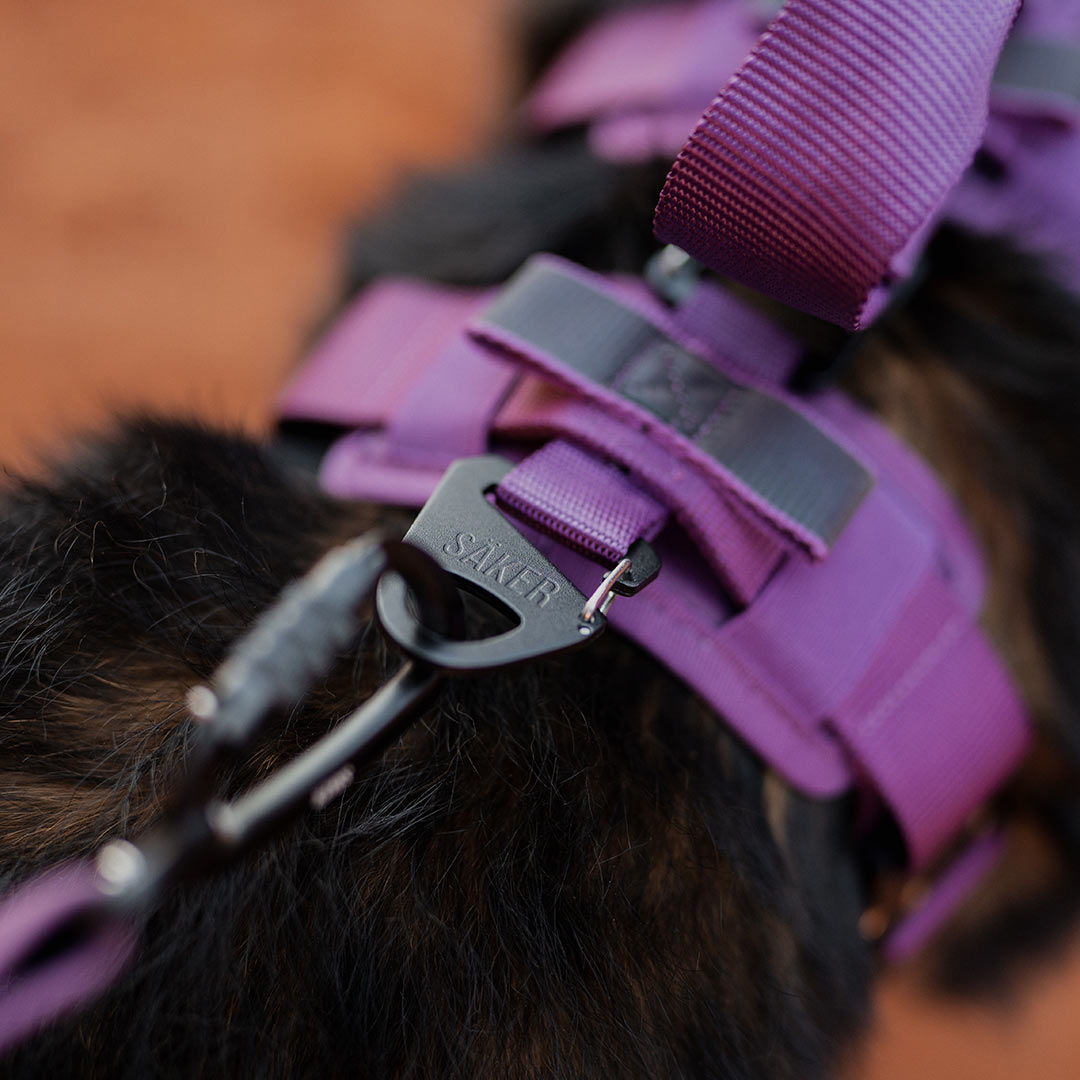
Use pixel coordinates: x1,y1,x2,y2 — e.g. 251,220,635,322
0,512,650,1055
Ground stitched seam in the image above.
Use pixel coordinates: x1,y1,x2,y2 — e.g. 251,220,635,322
859,616,964,735
475,324,834,554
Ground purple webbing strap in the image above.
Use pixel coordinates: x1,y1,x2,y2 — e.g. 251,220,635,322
279,280,514,507
384,334,516,467
524,0,764,164
496,386,790,605
0,863,139,1056
497,440,667,564
654,0,1021,329
277,279,492,431
883,829,1005,961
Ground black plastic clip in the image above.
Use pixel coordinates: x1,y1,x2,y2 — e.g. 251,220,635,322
3,459,664,1025
378,456,623,671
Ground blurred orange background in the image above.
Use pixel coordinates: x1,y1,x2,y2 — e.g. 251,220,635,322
2,2,1080,1075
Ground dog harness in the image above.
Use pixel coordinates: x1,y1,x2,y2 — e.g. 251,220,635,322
280,0,1039,871
4,0,1079,1053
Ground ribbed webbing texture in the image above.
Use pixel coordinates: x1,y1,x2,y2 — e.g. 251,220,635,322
497,440,667,564
655,0,1020,328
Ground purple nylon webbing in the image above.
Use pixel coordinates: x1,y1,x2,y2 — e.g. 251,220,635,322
277,279,491,430
528,0,1080,300
283,269,806,601
654,0,1021,329
496,382,790,605
496,440,667,564
279,281,513,507
525,0,764,164
384,334,517,469
0,863,139,1055
479,258,852,597
469,255,874,559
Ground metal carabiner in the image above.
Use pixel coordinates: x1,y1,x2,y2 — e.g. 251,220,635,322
0,533,466,1052
0,459,660,1053
96,533,465,910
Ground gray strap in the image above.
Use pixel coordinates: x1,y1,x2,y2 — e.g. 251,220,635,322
476,259,873,549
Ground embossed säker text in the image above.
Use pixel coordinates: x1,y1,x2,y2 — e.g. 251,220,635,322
443,533,560,607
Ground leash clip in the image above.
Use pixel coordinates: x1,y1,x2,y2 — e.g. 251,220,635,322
378,456,654,670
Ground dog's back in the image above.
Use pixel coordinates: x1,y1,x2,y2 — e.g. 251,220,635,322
6,2,1080,1077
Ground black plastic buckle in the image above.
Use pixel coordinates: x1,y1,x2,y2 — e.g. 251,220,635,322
377,456,658,671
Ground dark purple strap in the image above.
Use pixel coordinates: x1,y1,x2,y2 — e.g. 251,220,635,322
654,0,1021,328
0,863,139,1056
524,0,765,163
